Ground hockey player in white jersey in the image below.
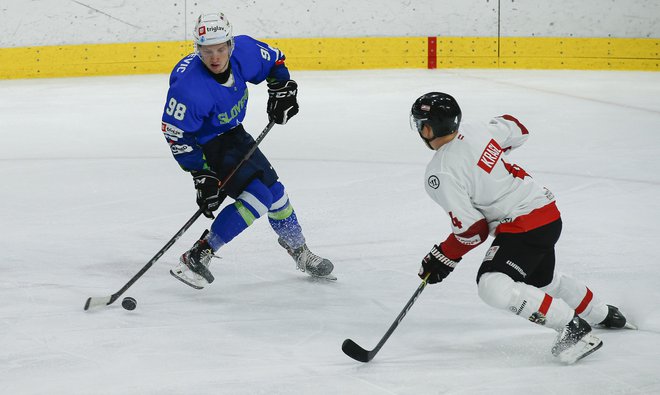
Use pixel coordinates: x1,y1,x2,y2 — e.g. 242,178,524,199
411,92,634,364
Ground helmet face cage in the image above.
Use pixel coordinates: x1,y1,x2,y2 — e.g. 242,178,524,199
193,13,234,57
410,92,462,139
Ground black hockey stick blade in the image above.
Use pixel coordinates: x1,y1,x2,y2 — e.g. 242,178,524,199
342,274,430,363
342,338,373,362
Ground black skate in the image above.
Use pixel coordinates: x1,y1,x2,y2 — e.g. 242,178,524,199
552,315,603,364
170,230,215,289
596,305,637,330
278,237,336,280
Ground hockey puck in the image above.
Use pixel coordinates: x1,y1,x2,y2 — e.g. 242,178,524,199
121,296,137,311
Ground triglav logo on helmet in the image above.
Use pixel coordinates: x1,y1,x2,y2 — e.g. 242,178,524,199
206,25,226,33
198,26,206,36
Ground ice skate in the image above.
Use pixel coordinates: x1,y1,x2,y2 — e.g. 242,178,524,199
552,315,603,364
596,305,637,330
170,261,210,290
170,230,216,289
278,237,336,280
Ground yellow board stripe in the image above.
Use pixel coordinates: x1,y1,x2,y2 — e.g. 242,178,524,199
435,37,499,68
266,37,429,70
0,41,193,79
498,37,660,70
1,36,658,79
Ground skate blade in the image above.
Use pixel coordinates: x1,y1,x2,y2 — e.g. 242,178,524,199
558,335,603,364
595,321,639,330
623,322,638,330
308,273,337,281
170,269,206,290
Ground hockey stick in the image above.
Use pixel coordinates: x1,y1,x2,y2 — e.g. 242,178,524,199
341,274,430,362
84,120,276,310
84,208,204,310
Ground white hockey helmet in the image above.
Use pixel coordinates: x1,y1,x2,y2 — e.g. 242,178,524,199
193,12,234,54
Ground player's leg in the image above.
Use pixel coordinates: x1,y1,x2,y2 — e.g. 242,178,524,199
526,221,630,329
478,271,575,329
267,181,334,277
540,271,606,324
222,129,334,277
476,220,602,362
172,178,274,288
173,127,277,288
208,177,273,247
476,232,575,331
477,270,602,364
267,180,305,248
541,271,629,328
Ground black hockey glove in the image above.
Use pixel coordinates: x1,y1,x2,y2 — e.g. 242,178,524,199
419,244,461,284
191,170,225,218
267,80,299,125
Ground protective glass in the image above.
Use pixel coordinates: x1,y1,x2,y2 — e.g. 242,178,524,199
409,113,427,134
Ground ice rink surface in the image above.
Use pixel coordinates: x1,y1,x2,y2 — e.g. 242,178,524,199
2,68,660,394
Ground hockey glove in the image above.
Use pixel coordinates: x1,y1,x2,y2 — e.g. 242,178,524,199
191,170,225,218
419,244,461,284
267,80,299,125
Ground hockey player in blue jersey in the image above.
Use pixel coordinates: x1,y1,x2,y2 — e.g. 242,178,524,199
161,12,334,289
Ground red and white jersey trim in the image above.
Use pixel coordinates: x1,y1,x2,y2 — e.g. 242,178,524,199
495,201,561,234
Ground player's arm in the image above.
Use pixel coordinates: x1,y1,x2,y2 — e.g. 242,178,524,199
265,51,291,84
161,93,207,172
419,172,489,284
237,35,290,84
161,91,223,218
489,114,529,153
265,50,298,124
161,120,206,171
240,36,299,125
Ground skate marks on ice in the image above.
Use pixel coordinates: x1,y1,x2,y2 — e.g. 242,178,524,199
3,70,660,394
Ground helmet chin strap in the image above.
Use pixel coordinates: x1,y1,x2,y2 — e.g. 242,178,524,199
419,129,458,149
418,132,437,150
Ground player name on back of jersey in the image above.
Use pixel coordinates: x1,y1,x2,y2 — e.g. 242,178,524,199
478,139,503,173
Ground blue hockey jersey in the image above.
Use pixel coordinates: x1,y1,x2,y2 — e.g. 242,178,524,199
161,35,290,171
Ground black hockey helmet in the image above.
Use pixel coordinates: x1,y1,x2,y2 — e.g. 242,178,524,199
410,92,462,139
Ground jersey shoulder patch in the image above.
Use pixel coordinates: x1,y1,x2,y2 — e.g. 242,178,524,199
477,139,503,174
427,174,440,189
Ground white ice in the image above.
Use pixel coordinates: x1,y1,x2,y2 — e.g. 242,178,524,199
1,68,659,395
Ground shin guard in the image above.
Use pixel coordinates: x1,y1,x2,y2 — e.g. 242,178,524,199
478,272,575,330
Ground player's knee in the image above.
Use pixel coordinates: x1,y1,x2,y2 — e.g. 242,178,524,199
540,271,562,295
541,271,581,297
268,181,289,211
478,272,516,309
267,181,297,222
237,178,273,218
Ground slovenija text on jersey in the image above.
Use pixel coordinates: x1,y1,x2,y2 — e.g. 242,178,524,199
218,89,249,124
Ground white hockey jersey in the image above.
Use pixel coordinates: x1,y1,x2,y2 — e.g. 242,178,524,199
424,115,560,259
